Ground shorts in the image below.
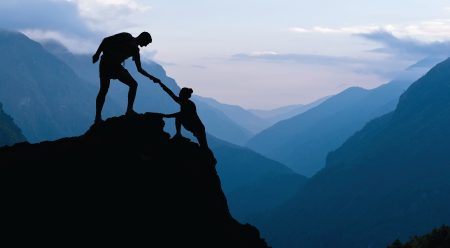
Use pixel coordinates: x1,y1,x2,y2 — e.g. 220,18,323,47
99,57,128,79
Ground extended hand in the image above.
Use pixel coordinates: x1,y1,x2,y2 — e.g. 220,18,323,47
150,76,161,83
92,53,100,64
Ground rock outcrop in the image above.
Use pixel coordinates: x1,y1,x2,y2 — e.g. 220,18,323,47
0,113,269,247
0,102,27,147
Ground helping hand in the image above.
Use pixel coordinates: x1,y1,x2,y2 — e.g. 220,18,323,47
149,76,160,83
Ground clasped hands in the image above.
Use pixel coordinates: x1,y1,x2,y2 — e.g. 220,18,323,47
149,75,161,84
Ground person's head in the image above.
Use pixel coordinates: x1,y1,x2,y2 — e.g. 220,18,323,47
179,87,193,100
136,32,152,47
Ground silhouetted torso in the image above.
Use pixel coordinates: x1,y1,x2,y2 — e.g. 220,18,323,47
179,99,204,131
102,32,140,64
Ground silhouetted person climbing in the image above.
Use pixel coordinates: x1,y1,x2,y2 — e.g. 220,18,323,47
92,32,160,123
157,82,209,149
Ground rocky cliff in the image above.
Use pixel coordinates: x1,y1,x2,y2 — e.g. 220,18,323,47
0,113,269,247
0,102,26,147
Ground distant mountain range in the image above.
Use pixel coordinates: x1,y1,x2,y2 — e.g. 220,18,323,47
192,95,271,134
226,173,308,223
249,56,450,248
207,132,295,193
248,95,332,124
246,58,442,176
248,104,304,119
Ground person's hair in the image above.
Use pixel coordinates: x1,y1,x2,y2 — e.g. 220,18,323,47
180,87,193,97
138,32,152,42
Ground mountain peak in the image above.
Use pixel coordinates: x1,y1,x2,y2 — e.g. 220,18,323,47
0,113,269,247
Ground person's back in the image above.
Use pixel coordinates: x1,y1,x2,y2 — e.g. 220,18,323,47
102,32,138,64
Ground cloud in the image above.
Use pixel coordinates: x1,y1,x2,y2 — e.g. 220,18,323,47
283,20,450,41
357,30,450,58
0,0,152,54
249,51,279,56
192,65,206,69
230,52,364,66
228,49,440,80
140,49,157,62
21,29,97,54
69,0,152,32
0,0,93,37
337,84,350,88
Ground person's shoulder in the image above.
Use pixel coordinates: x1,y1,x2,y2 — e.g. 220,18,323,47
111,32,134,42
117,32,133,37
188,100,196,106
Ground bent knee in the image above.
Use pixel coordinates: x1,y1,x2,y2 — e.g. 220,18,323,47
130,81,138,89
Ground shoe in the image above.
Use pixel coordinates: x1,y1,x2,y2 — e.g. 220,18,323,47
172,133,183,139
125,110,138,115
94,118,104,124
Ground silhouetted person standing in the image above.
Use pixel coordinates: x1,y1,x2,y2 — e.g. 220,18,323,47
92,32,160,123
157,82,209,149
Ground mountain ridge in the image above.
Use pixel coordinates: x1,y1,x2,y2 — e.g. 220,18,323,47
248,57,450,248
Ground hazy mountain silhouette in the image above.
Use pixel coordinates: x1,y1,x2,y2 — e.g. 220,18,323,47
211,137,295,193
0,102,26,147
265,95,333,124
246,86,371,155
246,58,441,176
248,57,450,248
192,95,271,134
0,30,123,143
42,39,253,145
192,100,253,145
0,113,270,247
248,104,304,119
247,96,332,124
226,173,308,223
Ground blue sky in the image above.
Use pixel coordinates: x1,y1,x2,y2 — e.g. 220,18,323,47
1,0,450,109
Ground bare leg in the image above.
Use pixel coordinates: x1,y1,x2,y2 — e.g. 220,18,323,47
196,132,208,148
95,77,111,122
117,71,138,114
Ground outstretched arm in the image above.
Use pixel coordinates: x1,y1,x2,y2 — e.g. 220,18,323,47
158,82,180,103
134,56,160,83
164,112,180,118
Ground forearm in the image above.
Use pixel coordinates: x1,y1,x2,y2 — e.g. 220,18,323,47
137,68,155,79
165,112,180,118
159,83,180,102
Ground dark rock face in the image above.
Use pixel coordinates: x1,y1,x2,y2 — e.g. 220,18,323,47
0,102,27,147
0,113,269,247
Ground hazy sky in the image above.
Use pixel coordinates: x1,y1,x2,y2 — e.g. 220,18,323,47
2,0,450,109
